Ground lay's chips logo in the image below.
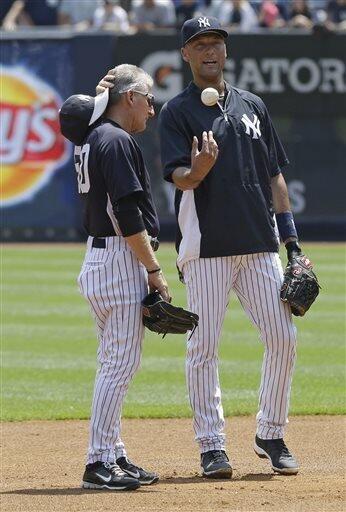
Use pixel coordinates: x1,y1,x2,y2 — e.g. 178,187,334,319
0,66,70,206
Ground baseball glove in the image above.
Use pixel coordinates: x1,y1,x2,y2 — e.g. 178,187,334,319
280,247,320,316
142,291,199,337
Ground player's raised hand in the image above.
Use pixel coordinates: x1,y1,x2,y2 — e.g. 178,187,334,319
96,70,115,95
190,131,219,182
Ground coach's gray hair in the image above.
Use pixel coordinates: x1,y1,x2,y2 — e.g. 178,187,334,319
107,64,153,106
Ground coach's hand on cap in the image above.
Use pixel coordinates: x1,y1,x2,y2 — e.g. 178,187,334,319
190,131,219,183
96,69,115,95
148,269,171,303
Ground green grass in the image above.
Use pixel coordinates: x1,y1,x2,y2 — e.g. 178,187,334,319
1,243,345,421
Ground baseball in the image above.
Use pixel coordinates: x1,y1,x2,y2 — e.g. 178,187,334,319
201,87,219,106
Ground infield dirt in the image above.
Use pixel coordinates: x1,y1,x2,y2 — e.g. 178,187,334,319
1,416,345,512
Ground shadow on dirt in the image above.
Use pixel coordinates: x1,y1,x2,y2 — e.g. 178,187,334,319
1,488,154,495
162,472,275,484
235,473,276,481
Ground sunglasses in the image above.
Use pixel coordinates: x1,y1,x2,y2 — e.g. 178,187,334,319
132,89,155,108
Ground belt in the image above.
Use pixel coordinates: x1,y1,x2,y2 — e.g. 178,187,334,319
92,236,159,251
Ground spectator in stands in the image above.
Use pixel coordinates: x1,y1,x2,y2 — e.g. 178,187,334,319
274,0,290,21
327,0,346,29
58,0,97,29
258,0,285,27
2,0,62,28
93,0,131,32
120,0,133,11
130,0,176,30
248,0,263,14
309,0,329,16
218,0,258,31
175,0,199,27
1,0,23,30
288,0,313,28
194,0,222,19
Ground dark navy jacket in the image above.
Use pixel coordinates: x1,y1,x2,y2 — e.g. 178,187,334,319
75,119,159,238
159,81,289,263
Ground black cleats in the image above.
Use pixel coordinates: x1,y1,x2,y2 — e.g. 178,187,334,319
254,435,299,475
201,450,233,479
116,456,159,485
82,461,140,491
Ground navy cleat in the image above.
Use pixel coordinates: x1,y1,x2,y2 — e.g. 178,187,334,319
254,435,299,475
201,450,233,479
116,456,159,485
81,461,140,491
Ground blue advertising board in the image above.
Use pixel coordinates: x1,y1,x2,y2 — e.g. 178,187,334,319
1,31,345,241
1,40,79,240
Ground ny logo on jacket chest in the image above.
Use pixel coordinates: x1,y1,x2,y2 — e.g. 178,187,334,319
241,114,261,139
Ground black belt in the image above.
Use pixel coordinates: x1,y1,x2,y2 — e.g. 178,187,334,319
92,236,159,251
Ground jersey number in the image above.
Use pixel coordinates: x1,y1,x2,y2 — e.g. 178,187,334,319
74,144,90,194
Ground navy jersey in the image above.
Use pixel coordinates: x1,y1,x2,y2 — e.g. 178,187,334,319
75,119,159,238
159,81,289,264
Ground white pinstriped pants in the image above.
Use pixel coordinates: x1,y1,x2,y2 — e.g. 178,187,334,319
78,236,147,464
183,252,297,453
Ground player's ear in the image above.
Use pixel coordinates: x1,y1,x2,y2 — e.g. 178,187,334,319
124,90,135,107
181,47,189,63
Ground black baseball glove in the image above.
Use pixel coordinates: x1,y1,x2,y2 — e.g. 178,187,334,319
142,291,199,338
280,241,320,316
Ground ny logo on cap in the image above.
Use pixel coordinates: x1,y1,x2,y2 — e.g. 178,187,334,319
198,16,210,28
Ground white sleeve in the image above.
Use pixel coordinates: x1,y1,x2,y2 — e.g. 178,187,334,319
218,3,232,25
93,7,104,28
241,5,258,32
165,0,176,25
119,8,130,32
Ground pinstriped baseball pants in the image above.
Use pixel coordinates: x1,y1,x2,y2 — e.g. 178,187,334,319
183,252,297,453
78,236,147,464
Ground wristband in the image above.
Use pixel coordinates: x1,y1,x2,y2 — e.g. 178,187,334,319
276,211,298,243
147,267,161,274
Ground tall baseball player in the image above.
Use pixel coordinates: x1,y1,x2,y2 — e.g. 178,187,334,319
157,16,310,478
59,64,170,490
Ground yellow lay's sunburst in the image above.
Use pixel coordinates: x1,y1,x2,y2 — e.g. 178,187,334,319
0,66,70,206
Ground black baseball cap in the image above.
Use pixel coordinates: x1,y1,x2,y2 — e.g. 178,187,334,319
181,16,228,46
59,88,109,145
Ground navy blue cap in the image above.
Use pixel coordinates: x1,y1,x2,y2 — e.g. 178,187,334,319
181,16,228,46
59,89,109,145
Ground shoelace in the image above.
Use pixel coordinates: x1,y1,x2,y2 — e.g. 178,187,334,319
210,450,227,463
125,459,144,472
104,461,126,477
272,439,291,458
